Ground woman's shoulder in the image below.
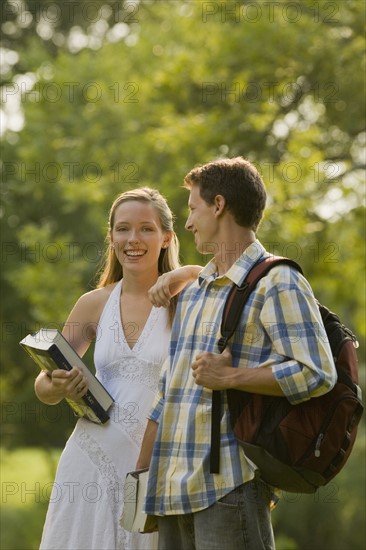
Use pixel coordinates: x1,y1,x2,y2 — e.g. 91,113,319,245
77,281,120,309
83,281,119,300
63,281,121,350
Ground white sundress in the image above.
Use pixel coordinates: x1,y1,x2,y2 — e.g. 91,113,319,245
40,280,170,550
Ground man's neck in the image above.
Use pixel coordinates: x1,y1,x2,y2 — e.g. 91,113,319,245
214,228,256,276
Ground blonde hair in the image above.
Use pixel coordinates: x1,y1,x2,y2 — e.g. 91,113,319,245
97,187,180,323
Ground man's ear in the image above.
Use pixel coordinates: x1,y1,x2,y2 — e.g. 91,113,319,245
214,195,226,217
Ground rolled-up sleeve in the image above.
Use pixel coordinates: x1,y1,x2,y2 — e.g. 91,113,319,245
259,274,337,404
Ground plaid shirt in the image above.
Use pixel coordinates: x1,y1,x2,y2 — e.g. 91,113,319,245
145,241,336,515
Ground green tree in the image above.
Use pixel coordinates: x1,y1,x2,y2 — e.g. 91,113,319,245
2,0,365,441
1,2,365,546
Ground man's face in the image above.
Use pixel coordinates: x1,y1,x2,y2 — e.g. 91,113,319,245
185,185,217,254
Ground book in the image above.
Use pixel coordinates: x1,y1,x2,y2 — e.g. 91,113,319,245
20,328,114,424
120,468,158,533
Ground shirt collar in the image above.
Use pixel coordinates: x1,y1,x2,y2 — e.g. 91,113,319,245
198,240,268,287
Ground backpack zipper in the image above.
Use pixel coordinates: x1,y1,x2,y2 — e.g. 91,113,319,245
305,395,360,460
314,433,323,457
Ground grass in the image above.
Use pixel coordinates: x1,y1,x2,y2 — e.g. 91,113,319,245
1,441,365,549
1,447,62,550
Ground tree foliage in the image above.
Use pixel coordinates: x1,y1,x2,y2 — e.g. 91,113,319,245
1,1,365,546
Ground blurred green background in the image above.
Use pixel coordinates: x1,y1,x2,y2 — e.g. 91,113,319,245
1,1,365,548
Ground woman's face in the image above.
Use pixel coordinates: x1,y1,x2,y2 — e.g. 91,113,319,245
110,200,171,275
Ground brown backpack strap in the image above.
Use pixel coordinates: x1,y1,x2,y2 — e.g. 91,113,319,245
210,256,303,474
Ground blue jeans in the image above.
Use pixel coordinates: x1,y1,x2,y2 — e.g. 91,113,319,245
157,478,275,550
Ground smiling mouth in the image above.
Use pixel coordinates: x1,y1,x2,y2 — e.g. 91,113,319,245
124,250,146,257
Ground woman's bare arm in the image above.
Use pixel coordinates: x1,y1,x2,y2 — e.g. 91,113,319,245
34,286,113,405
148,265,202,307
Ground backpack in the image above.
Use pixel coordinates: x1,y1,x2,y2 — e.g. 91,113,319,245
210,256,363,493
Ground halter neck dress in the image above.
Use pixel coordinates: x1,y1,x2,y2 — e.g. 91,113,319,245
40,280,170,549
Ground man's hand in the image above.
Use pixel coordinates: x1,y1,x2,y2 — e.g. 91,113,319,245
191,347,236,390
192,348,285,396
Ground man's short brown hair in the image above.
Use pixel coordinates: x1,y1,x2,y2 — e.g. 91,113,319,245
184,157,266,231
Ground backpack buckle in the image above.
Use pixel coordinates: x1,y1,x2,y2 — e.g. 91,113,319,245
237,282,249,292
218,336,228,352
356,385,363,401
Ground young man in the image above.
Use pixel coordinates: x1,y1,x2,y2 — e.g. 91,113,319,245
137,157,336,549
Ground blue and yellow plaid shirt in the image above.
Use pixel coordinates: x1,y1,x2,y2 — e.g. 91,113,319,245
145,241,336,515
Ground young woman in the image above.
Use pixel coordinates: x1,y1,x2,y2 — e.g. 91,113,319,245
35,188,199,550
